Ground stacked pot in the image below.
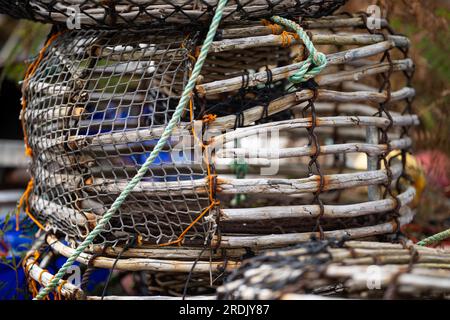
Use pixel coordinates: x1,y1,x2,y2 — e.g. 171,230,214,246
3,0,422,299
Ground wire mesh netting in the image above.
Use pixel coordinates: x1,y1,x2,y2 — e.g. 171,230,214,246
23,14,419,251
24,29,210,244
0,0,348,28
22,26,295,245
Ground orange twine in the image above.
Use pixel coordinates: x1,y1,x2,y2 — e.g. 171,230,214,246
56,280,67,300
38,268,48,284
158,97,219,247
262,19,299,49
29,278,39,298
21,32,63,158
17,32,63,232
202,114,217,123
261,19,283,35
16,179,44,231
156,41,220,247
23,250,41,298
279,31,298,48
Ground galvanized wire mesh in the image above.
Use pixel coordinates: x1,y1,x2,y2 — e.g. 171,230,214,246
0,0,348,28
22,26,295,245
24,29,208,244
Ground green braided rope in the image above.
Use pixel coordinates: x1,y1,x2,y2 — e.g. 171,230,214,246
271,16,327,84
34,0,229,300
417,228,450,246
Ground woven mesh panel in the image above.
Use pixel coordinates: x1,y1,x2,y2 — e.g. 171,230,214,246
0,0,347,28
24,29,211,244
23,28,293,245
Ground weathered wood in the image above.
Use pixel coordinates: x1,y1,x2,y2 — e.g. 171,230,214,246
339,254,450,266
211,115,419,146
197,59,413,97
342,241,445,251
217,162,403,195
54,89,414,153
22,106,84,123
208,87,415,131
220,186,415,221
87,245,249,260
46,234,240,273
52,113,416,155
325,265,450,292
26,80,72,96
25,258,85,299
208,33,409,53
91,162,403,197
216,137,412,160
220,17,389,38
217,238,450,299
211,207,414,248
24,239,85,300
367,126,381,201
30,196,94,236
309,102,401,117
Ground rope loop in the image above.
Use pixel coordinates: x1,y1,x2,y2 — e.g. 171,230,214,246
271,16,327,84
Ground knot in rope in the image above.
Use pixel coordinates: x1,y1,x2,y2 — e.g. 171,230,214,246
202,113,217,123
271,16,327,84
261,19,283,35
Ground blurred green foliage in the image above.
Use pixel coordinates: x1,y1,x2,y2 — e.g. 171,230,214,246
0,20,50,88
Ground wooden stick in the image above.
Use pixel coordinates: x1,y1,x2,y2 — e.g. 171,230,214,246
367,126,381,201
309,102,402,117
54,113,417,155
22,106,84,123
325,265,450,292
34,87,412,154
220,186,415,221
216,137,412,160
26,80,71,96
209,207,414,248
24,244,85,300
342,241,447,252
217,240,450,299
46,234,240,273
220,17,389,38
208,33,409,53
211,115,419,146
91,162,403,197
197,59,413,97
207,87,415,131
87,245,249,260
30,196,96,234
